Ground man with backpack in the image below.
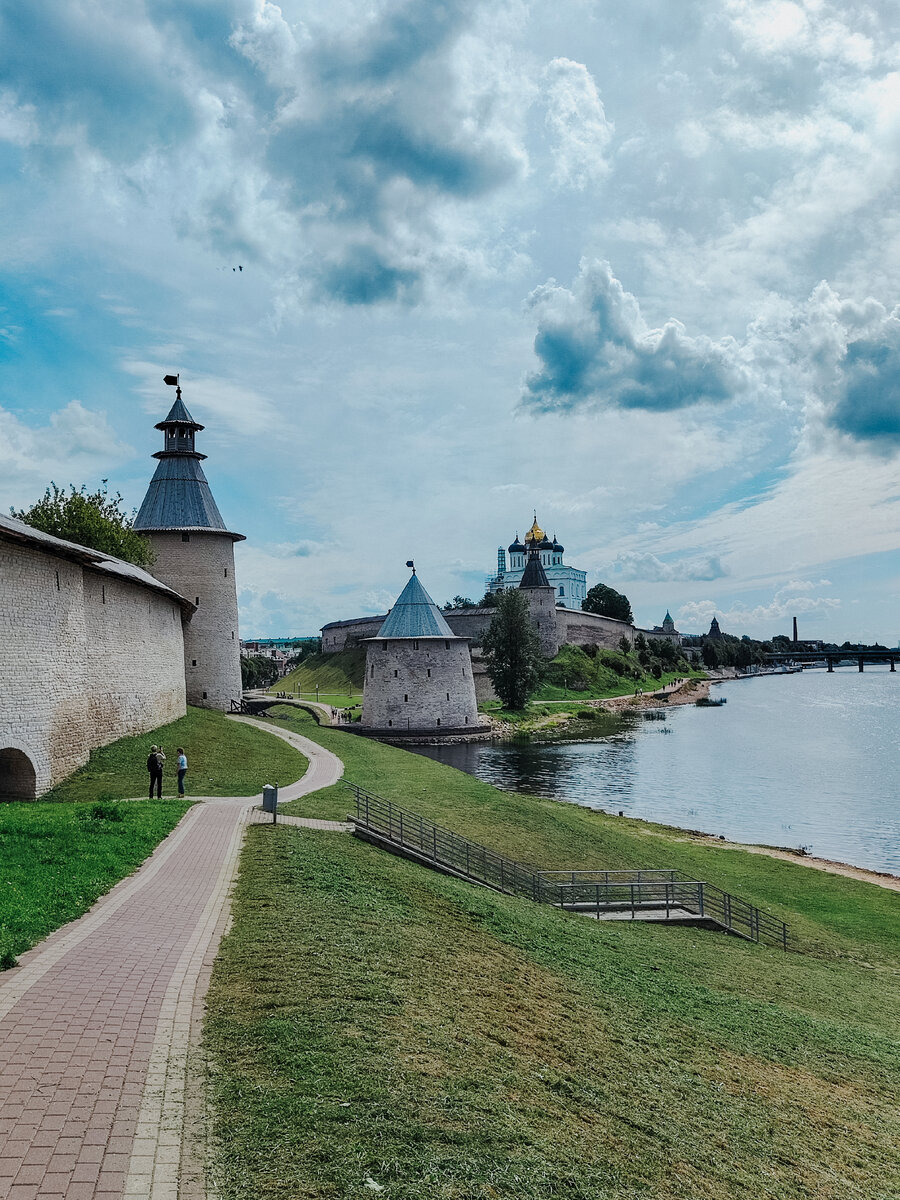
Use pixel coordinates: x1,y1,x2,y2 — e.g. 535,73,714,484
147,745,166,798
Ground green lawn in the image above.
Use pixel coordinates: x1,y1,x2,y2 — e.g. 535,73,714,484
203,707,900,1199
206,828,900,1200
40,706,308,801
0,799,190,966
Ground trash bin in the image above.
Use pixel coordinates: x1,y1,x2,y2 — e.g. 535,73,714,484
262,784,278,815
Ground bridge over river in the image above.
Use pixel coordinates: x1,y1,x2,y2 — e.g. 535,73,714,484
766,649,900,672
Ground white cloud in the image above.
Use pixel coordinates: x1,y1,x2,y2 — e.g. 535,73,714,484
542,57,613,188
677,585,840,635
0,404,133,509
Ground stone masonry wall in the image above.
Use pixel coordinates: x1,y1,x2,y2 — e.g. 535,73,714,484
362,638,480,731
146,532,242,710
324,601,637,663
0,542,186,796
557,608,633,649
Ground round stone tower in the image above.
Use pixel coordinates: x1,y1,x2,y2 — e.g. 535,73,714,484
134,376,244,711
362,566,483,734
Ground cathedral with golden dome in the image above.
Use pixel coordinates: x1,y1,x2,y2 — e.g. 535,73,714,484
485,516,588,608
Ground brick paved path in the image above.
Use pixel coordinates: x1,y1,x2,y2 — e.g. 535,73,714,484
0,720,344,1200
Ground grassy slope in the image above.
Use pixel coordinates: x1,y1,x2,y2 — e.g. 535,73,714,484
534,643,705,703
207,830,900,1200
40,706,308,801
272,649,366,702
204,707,900,1199
0,800,189,964
270,708,898,964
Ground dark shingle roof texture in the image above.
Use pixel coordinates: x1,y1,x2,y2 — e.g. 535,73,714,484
134,455,228,532
376,574,456,639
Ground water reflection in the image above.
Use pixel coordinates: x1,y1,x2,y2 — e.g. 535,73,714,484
412,669,900,874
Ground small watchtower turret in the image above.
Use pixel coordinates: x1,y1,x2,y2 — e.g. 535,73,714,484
361,563,483,735
519,544,559,657
135,375,244,710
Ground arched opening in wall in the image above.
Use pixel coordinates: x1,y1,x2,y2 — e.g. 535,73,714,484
0,749,37,800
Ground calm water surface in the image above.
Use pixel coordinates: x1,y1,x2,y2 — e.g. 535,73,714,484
415,667,900,874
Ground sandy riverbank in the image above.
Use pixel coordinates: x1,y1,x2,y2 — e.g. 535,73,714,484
596,677,712,713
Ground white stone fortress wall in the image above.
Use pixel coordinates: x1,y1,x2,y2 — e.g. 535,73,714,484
362,638,480,731
146,532,242,710
0,536,186,797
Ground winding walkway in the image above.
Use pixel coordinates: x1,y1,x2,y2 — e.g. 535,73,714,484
0,718,345,1200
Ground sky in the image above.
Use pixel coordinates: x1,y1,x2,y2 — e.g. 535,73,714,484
3,0,900,644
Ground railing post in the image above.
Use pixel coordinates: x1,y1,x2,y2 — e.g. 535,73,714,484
432,825,437,860
500,859,505,892
399,811,403,846
724,893,731,928
466,843,470,877
630,883,635,919
698,883,704,916
595,884,600,919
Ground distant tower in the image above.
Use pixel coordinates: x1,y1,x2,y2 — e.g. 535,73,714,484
134,376,244,710
519,543,560,657
792,616,799,643
362,565,482,733
708,616,723,641
662,611,675,634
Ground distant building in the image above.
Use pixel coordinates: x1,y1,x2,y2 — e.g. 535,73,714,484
486,516,587,608
707,616,724,640
646,610,682,646
241,637,319,672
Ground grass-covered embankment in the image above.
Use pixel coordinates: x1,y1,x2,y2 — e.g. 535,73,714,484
203,707,900,1199
269,707,896,961
535,643,704,703
270,648,366,708
40,706,308,801
0,799,190,966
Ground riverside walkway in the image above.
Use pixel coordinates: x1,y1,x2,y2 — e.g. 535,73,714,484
0,718,345,1200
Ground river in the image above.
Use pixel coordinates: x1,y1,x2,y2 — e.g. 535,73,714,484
413,666,900,875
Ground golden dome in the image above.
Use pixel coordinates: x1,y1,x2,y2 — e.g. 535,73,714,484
524,515,545,544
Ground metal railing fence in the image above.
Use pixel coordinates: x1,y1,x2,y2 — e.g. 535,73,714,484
347,783,788,950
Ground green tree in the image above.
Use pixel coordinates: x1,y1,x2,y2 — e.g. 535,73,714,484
12,483,154,568
442,595,477,611
582,583,633,623
481,589,544,710
241,655,279,689
701,641,720,669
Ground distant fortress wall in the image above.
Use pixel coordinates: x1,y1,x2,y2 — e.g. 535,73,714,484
0,519,189,798
322,604,635,657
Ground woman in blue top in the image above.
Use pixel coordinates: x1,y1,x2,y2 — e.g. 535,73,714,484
176,748,188,797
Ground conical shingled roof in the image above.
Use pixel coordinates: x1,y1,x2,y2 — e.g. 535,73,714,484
376,573,455,639
519,550,550,589
134,455,230,532
156,395,203,431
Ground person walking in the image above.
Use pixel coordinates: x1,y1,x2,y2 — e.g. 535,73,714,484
177,748,188,797
147,745,163,799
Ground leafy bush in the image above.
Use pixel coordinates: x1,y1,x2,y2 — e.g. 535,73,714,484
597,649,630,677
89,802,124,822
